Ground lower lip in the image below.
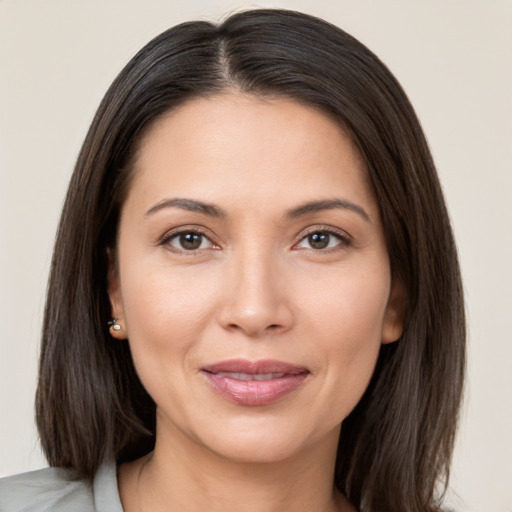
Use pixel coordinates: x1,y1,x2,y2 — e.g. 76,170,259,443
201,372,309,406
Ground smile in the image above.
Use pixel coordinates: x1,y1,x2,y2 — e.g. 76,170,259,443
214,372,285,381
201,359,310,406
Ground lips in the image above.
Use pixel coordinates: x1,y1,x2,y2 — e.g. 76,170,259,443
201,359,309,406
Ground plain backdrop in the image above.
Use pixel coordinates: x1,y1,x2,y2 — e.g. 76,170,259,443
1,1,511,511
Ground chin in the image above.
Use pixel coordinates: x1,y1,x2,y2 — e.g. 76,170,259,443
205,433,310,464
187,413,340,465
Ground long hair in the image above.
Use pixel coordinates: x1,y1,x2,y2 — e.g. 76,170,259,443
36,9,465,511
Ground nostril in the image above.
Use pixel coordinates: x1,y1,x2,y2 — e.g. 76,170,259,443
225,322,284,336
218,296,294,337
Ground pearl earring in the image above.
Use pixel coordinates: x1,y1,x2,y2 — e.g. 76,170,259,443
108,318,121,331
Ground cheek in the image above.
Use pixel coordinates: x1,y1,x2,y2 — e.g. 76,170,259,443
299,262,390,343
122,259,216,333
119,261,220,387
298,265,390,409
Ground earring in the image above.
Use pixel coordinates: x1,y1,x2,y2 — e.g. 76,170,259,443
108,318,121,331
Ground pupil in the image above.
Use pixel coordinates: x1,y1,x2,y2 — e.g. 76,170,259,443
180,233,202,250
309,232,329,249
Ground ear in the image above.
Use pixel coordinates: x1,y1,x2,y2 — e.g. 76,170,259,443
107,248,127,340
381,277,405,344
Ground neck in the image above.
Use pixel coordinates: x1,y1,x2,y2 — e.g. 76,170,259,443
119,417,353,512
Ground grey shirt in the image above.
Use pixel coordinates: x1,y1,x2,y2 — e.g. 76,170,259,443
0,462,123,512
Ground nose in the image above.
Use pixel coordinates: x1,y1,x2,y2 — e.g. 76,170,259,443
216,248,294,338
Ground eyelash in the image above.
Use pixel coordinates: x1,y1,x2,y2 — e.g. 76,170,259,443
159,226,351,254
160,227,219,254
293,226,351,252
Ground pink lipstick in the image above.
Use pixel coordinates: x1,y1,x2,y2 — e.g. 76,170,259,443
201,359,309,406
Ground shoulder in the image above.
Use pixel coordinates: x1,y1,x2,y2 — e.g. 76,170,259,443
0,463,123,512
0,466,92,512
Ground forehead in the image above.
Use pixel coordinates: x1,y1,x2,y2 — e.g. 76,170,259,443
125,92,377,217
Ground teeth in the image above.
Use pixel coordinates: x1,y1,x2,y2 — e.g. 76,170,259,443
253,373,285,381
216,372,285,381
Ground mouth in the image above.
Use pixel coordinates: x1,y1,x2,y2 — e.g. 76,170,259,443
201,359,310,406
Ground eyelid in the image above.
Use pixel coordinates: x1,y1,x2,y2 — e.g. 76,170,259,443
293,225,352,250
158,225,220,253
157,224,351,253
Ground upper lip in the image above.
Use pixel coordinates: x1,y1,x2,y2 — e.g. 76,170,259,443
201,359,309,375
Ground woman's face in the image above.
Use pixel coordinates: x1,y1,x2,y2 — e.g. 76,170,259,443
109,93,403,464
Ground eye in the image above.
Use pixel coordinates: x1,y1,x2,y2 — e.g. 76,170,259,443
295,230,349,251
165,231,214,251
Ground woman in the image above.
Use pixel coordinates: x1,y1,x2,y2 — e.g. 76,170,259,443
0,8,465,512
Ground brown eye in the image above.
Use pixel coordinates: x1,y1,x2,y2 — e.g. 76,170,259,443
308,232,331,249
168,231,209,251
180,233,203,250
296,229,349,251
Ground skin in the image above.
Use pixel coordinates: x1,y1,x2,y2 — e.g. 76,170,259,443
109,92,404,512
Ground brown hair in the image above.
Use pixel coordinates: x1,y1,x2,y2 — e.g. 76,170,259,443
36,9,465,511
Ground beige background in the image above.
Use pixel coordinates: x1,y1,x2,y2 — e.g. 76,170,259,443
1,1,511,510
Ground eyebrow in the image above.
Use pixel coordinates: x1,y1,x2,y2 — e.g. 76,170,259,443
144,197,370,223
145,198,226,218
286,199,371,223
